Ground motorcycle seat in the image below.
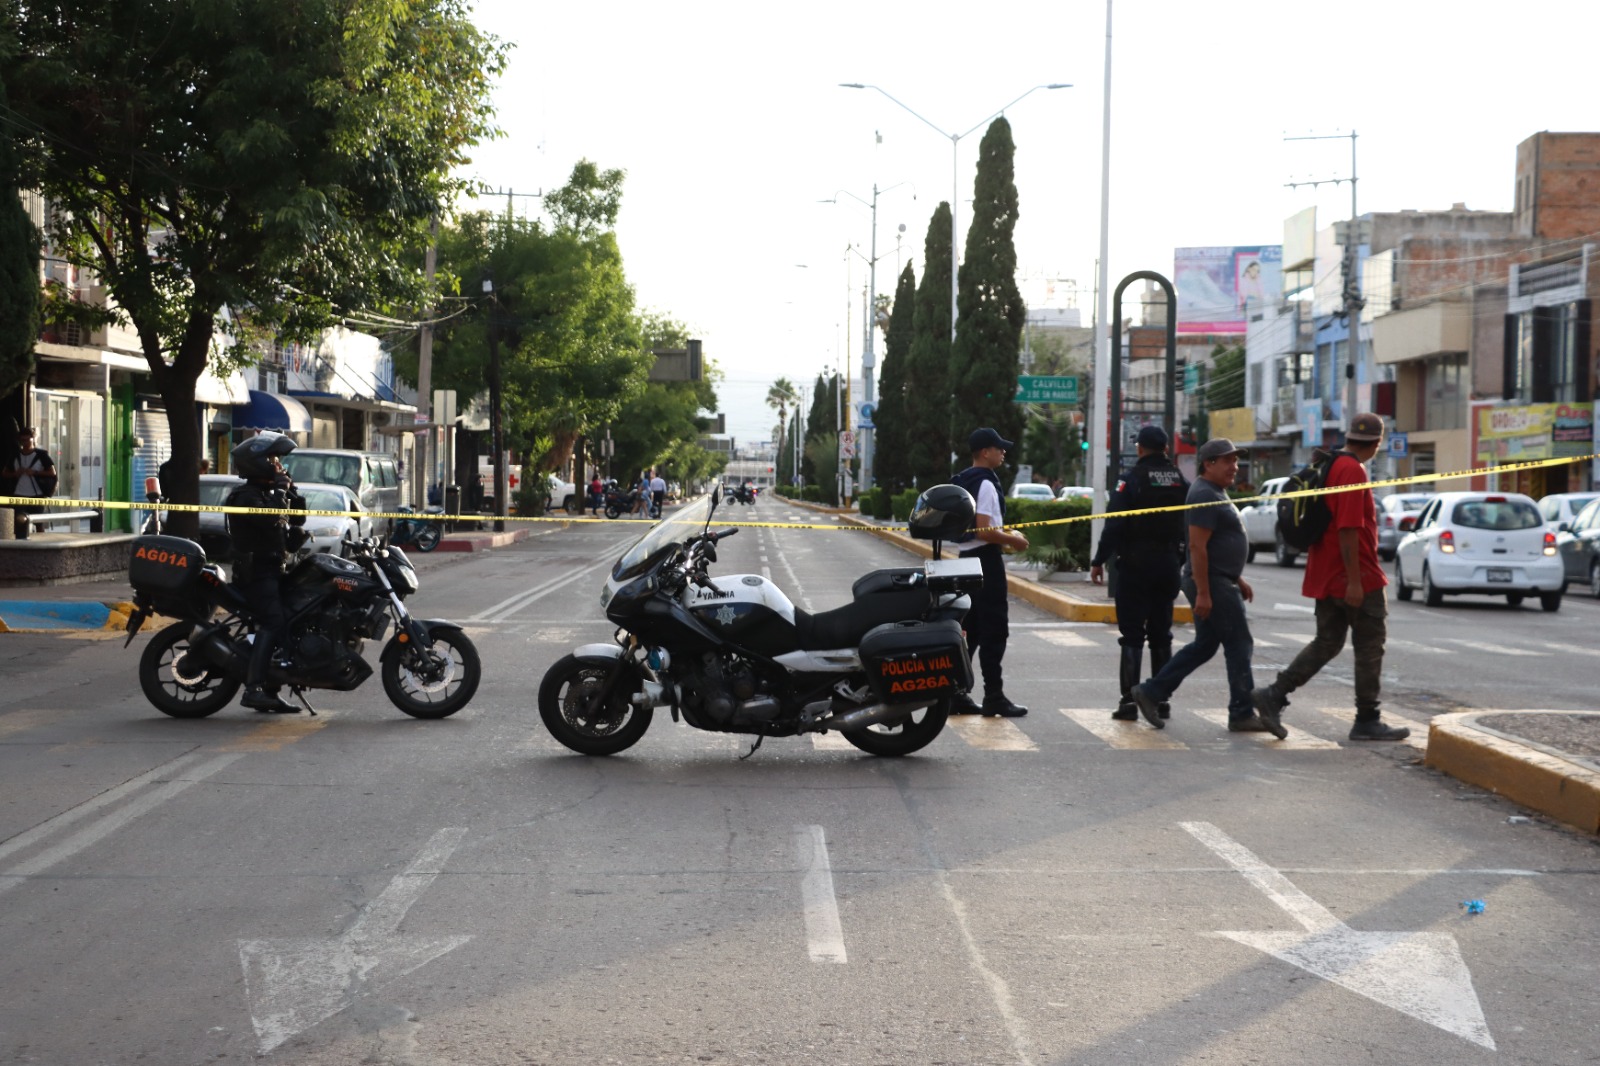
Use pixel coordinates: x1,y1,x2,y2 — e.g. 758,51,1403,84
793,586,930,651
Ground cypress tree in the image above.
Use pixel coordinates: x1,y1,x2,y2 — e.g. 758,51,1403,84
949,118,1026,483
0,77,41,397
872,263,916,492
905,202,954,488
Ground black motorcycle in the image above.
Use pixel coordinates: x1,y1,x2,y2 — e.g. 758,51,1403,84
124,529,481,719
728,484,757,506
391,504,444,552
537,485,980,757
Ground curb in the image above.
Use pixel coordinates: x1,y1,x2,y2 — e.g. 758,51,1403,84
1426,711,1600,834
435,526,544,552
832,513,1193,625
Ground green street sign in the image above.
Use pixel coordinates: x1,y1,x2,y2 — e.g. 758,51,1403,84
1015,375,1080,404
1183,364,1200,393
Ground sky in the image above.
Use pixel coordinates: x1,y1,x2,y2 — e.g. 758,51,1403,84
460,0,1598,446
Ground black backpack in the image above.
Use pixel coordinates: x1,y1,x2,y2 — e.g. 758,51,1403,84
1275,451,1352,551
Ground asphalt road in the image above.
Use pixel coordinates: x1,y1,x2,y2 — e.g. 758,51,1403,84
1,502,1598,1065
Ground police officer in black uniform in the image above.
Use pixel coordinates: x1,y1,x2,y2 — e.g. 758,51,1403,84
1090,425,1189,720
226,432,308,714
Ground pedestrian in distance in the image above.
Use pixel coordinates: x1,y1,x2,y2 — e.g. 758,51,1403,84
1132,438,1281,736
948,427,1030,718
1,427,57,540
1090,425,1189,721
1250,413,1411,742
649,469,667,517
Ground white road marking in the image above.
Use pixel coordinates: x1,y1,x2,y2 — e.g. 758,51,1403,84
468,561,611,622
1536,642,1600,659
768,532,813,611
1274,602,1315,613
1306,705,1428,750
1254,638,1282,648
239,827,473,1054
1439,637,1547,657
1058,708,1187,750
1181,821,1495,1049
761,566,772,581
795,825,847,964
946,716,1038,751
810,731,856,751
0,752,244,899
1385,638,1451,655
1031,630,1097,649
1191,709,1341,749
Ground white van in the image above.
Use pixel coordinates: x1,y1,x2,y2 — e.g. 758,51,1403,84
281,449,401,527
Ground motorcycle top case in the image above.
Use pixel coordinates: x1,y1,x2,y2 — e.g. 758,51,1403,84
128,534,209,617
859,619,973,704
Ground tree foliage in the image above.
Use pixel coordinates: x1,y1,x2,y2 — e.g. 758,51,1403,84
871,263,916,493
904,202,954,487
605,313,722,486
950,118,1026,481
766,376,798,486
4,0,507,530
0,76,40,398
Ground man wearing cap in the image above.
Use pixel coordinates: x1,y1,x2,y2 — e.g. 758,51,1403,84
1132,438,1280,735
1250,414,1410,741
949,427,1030,717
1090,425,1189,720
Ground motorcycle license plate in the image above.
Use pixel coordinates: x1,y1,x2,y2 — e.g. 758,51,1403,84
1486,568,1513,583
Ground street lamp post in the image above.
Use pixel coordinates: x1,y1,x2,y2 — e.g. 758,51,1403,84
840,83,1071,344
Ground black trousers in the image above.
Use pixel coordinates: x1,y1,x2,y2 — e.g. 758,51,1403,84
235,563,286,687
961,543,1009,696
1114,550,1182,655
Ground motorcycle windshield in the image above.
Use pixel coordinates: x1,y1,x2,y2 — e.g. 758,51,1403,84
612,492,715,580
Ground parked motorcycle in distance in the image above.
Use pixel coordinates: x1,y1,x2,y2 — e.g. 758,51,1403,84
728,484,757,506
124,507,481,718
602,485,643,520
537,483,981,757
391,504,445,552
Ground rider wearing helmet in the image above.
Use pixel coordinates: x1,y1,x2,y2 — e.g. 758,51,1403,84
226,432,308,713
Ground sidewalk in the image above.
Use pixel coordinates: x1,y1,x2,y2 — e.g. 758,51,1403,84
777,496,1600,836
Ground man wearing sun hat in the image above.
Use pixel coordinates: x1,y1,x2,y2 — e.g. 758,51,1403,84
1250,412,1410,742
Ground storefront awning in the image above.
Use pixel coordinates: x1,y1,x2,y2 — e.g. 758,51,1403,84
235,389,313,433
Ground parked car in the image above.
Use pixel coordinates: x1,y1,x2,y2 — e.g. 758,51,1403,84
1377,492,1433,561
196,474,246,560
1057,485,1095,501
1393,491,1564,610
1555,496,1600,597
1008,482,1057,501
280,449,401,529
1538,491,1600,531
294,483,371,555
1240,476,1295,565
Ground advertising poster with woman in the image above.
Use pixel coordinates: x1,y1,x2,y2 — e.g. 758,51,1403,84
1174,246,1283,333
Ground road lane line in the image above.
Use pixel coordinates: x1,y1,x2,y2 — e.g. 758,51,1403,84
1439,637,1547,658
946,716,1038,751
1031,630,1097,649
1058,708,1188,749
469,561,611,623
795,825,846,963
0,753,244,899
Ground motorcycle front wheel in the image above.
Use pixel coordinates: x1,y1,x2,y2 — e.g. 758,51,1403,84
138,621,242,718
414,524,442,552
382,628,481,718
604,505,622,520
538,654,652,755
841,698,950,757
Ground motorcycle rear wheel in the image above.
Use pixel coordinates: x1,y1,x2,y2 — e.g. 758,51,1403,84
382,628,480,718
604,505,622,520
414,524,442,552
139,621,241,718
538,654,652,755
841,698,950,757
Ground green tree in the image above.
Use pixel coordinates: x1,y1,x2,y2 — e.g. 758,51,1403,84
766,376,797,486
0,76,40,398
950,118,1026,483
905,203,954,487
800,371,838,488
5,0,506,533
871,263,916,493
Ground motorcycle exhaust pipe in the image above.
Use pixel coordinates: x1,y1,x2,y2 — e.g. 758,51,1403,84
822,702,913,731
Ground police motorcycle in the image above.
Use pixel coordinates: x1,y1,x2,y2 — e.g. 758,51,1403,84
728,483,757,506
123,482,481,720
536,482,983,757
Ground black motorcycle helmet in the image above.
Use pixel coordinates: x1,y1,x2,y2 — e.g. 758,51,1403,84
231,431,296,480
908,484,976,541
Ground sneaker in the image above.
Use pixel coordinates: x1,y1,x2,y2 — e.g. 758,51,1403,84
1227,715,1277,734
948,693,981,715
1131,684,1164,730
982,696,1028,718
1111,702,1138,722
1349,719,1411,742
1247,687,1289,739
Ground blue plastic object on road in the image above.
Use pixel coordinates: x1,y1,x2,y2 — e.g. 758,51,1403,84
1460,899,1486,915
0,601,113,630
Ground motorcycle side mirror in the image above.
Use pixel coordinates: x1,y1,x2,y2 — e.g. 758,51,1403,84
710,485,722,508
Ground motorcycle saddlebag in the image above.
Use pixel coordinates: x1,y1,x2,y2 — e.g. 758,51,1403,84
128,535,207,615
860,619,973,705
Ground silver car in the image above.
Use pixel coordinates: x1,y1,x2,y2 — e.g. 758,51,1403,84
194,475,369,559
1377,492,1432,561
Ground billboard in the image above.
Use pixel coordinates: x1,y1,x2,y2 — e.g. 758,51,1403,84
1174,246,1283,334
1476,403,1593,463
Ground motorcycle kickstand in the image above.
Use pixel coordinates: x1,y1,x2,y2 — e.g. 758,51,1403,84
737,735,765,761
289,688,318,716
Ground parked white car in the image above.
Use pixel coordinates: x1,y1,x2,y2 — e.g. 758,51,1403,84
1538,491,1600,531
1394,491,1564,610
1057,485,1095,501
1377,492,1433,561
1240,476,1294,565
295,483,371,556
1008,482,1057,501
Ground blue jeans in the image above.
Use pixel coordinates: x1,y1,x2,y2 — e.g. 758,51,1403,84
1139,574,1255,719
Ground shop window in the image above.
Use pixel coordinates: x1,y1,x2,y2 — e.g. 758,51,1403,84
1422,353,1466,431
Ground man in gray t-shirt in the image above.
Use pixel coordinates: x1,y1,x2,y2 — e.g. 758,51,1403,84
1133,438,1281,737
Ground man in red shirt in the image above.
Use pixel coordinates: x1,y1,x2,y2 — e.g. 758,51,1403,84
1250,413,1411,742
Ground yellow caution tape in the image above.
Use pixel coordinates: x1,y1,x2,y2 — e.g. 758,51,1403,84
2,451,1593,534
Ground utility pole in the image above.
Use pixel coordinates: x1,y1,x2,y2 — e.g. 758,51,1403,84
1286,130,1364,426
483,274,505,533
417,215,438,507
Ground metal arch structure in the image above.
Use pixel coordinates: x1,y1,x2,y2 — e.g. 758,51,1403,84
1108,270,1177,482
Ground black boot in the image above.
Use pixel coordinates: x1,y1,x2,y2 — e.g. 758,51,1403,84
1112,645,1142,720
981,691,1028,718
948,691,981,715
242,685,301,713
1148,644,1173,719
